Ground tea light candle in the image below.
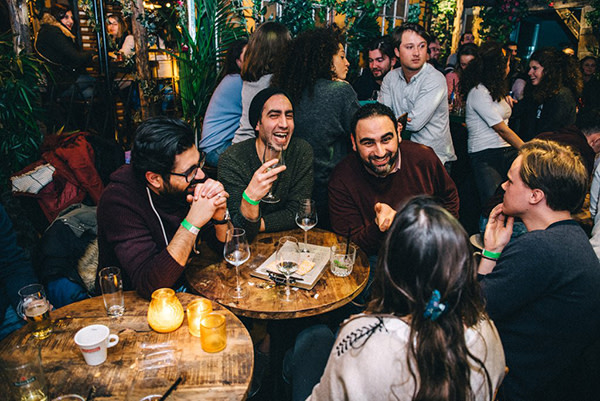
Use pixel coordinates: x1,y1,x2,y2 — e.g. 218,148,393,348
147,288,184,333
186,298,213,337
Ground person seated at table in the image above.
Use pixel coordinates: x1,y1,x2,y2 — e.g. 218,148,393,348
200,38,248,167
478,139,600,400
218,88,313,242
35,4,95,99
286,196,506,401
329,102,459,260
0,203,39,341
106,13,134,59
97,117,229,299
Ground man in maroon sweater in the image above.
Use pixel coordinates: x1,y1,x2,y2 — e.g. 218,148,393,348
329,103,459,257
97,117,229,299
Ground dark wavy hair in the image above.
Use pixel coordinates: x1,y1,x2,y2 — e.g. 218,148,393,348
461,42,507,102
368,196,492,401
366,35,395,60
272,26,344,103
49,4,70,22
241,22,290,82
131,116,195,183
526,47,583,104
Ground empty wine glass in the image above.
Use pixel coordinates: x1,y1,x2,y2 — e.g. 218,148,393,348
262,142,284,204
223,228,250,299
295,199,318,253
276,236,300,302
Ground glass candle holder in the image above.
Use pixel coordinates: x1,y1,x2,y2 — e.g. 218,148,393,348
186,298,213,337
147,288,184,333
200,313,227,353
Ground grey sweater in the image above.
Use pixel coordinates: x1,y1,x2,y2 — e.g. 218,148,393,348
292,79,360,228
218,137,314,241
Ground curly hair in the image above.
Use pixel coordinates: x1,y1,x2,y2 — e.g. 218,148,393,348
526,47,583,104
272,26,344,103
241,22,290,82
460,42,507,102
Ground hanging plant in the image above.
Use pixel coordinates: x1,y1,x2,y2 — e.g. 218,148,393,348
479,0,528,43
424,0,457,61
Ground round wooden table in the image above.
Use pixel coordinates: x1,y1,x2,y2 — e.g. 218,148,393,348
0,292,253,401
186,229,370,319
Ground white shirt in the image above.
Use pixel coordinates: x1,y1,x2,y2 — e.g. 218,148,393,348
307,314,506,401
379,63,456,164
466,84,512,153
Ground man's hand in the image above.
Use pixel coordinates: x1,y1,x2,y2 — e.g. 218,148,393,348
244,159,286,202
186,179,229,227
483,203,513,253
374,202,396,232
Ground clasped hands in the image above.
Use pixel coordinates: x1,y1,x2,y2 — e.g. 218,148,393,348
185,179,229,228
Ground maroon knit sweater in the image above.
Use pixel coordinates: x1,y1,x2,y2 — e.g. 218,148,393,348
97,165,217,299
328,141,459,256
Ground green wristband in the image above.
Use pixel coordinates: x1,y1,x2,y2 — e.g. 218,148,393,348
181,219,200,235
242,191,260,205
482,249,501,260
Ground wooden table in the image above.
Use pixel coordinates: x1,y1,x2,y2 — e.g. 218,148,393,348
0,292,253,401
185,229,370,320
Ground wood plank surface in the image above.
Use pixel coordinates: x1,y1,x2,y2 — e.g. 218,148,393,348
185,229,370,319
0,292,253,401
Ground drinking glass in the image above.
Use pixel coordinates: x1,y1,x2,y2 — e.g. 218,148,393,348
262,142,284,203
98,266,125,317
17,283,52,339
276,236,300,302
223,228,250,299
295,199,318,253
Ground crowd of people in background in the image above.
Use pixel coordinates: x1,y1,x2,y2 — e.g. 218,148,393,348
4,13,600,401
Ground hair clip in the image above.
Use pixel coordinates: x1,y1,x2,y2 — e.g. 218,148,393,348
423,289,447,321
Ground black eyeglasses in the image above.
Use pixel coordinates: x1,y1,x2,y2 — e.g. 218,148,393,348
169,152,206,183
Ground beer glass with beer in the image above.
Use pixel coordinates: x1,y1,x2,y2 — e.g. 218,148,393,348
17,284,52,340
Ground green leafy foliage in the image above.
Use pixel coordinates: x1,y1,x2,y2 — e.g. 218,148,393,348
424,0,457,61
0,34,46,191
165,0,247,131
479,0,528,43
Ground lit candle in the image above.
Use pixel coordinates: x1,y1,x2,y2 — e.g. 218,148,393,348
147,288,184,333
187,298,213,337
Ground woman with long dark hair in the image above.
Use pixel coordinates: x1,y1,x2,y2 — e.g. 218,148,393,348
35,4,95,98
300,196,505,400
461,42,524,206
515,47,582,142
231,22,291,144
272,26,360,228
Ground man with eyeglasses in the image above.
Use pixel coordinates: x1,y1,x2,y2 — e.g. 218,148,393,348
97,117,229,299
218,87,313,241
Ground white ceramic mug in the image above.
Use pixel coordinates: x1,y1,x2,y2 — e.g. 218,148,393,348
74,324,119,366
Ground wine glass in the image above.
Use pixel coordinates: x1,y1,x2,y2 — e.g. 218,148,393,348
276,236,300,302
223,228,250,299
295,199,318,253
262,142,284,204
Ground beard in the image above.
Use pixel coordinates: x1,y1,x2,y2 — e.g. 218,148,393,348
158,177,202,207
361,150,399,177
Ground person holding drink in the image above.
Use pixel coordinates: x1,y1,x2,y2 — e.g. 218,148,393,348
218,88,314,241
0,203,40,340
